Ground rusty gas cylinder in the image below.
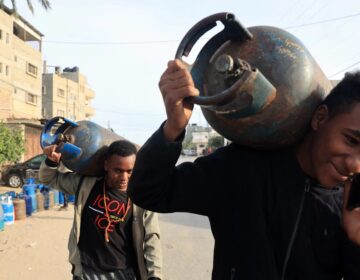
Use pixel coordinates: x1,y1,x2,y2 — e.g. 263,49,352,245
13,198,26,220
36,189,44,212
175,13,333,148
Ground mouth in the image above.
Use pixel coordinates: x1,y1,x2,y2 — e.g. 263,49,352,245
330,162,349,182
118,181,127,188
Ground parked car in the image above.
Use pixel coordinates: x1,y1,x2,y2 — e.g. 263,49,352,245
1,154,47,188
181,149,197,156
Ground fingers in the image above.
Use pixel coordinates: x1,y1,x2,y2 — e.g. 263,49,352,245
165,59,189,74
159,60,198,101
162,85,199,101
43,144,61,162
160,66,194,88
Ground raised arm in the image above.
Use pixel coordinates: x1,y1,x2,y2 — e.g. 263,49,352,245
159,59,199,141
39,144,82,195
128,59,222,215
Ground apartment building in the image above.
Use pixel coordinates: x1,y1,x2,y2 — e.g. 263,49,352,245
0,5,43,120
42,66,95,121
184,123,223,155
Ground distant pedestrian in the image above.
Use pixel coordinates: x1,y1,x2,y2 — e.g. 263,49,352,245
40,140,162,280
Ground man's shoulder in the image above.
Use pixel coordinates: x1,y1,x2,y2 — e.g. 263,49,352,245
206,143,275,160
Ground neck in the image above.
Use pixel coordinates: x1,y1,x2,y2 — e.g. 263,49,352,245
295,133,316,179
104,178,127,192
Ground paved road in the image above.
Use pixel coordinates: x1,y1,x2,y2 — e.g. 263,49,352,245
0,203,214,280
0,155,215,279
160,155,214,279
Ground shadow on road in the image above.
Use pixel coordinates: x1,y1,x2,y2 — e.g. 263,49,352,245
159,212,211,229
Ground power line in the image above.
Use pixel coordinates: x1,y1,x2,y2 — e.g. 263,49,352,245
293,0,318,23
329,60,360,78
40,11,360,46
43,39,181,46
284,11,360,29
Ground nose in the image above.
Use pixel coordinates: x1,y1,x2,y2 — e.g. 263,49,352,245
345,154,360,176
119,172,128,181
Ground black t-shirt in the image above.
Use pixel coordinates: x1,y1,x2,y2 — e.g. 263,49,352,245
78,179,136,272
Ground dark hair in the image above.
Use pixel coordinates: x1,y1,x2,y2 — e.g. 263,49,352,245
320,70,360,117
105,140,137,159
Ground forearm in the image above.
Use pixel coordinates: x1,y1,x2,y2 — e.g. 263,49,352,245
128,123,184,213
128,122,222,215
39,160,80,195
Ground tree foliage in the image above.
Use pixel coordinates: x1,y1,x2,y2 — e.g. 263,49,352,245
0,123,24,165
208,136,224,150
0,0,51,14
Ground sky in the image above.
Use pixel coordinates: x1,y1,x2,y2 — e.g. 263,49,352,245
5,0,360,144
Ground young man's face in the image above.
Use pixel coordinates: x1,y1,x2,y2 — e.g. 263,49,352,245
310,103,360,188
104,154,136,191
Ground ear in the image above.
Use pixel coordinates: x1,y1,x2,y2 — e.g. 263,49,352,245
311,105,329,131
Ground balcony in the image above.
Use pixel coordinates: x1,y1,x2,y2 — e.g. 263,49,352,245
85,106,95,117
85,88,95,99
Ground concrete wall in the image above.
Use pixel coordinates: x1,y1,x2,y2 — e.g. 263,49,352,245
42,69,95,121
0,7,42,120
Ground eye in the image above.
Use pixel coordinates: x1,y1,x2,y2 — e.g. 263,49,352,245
345,134,359,146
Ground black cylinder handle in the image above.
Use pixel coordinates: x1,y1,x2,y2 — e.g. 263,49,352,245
174,12,253,106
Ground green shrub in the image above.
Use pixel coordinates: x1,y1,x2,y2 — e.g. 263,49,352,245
0,123,25,165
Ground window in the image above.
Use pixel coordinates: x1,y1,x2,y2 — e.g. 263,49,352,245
57,88,65,98
57,109,65,116
26,93,37,105
5,65,9,76
26,62,38,77
0,30,2,39
6,33,9,44
0,63,2,73
42,86,46,95
14,56,17,62
27,154,46,168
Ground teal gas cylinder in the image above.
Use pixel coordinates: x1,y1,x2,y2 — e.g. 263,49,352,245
40,117,128,176
0,201,4,231
175,13,333,148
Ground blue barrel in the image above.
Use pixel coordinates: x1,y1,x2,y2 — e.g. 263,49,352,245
17,192,32,216
23,183,37,212
2,196,14,225
26,178,35,184
59,192,64,205
0,201,4,231
68,194,75,203
53,189,59,205
6,191,16,199
37,184,46,192
43,190,50,210
24,195,32,216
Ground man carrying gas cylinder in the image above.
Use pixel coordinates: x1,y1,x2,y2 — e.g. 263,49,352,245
39,140,162,280
127,58,360,279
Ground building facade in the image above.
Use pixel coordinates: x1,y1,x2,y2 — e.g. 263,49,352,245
0,5,43,120
42,66,95,121
184,123,223,155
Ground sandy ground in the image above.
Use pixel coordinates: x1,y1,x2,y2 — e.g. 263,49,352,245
0,156,215,280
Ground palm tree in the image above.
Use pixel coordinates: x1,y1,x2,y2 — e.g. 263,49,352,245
0,0,51,14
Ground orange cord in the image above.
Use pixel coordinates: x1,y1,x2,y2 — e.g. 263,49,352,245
103,180,131,242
